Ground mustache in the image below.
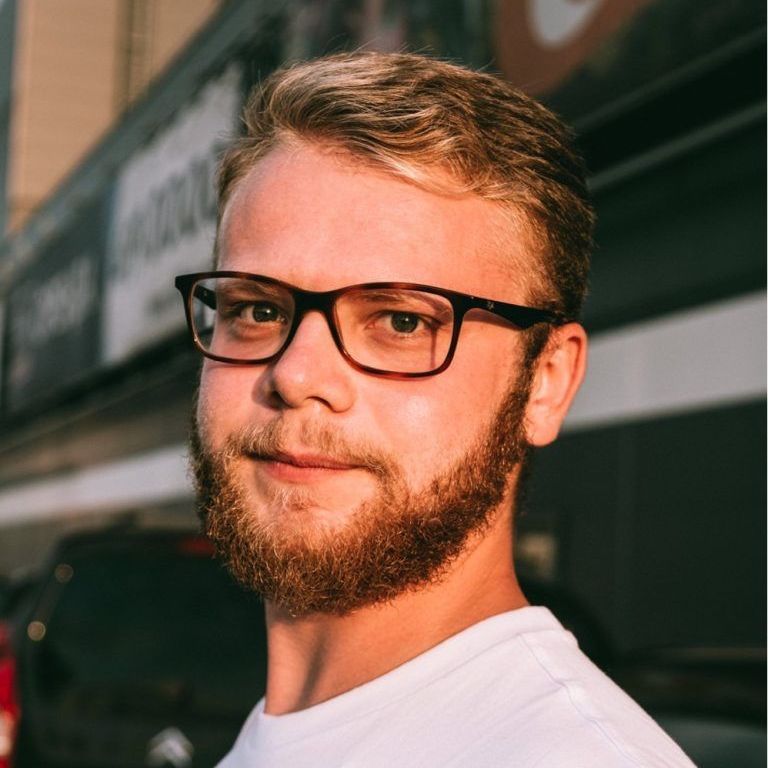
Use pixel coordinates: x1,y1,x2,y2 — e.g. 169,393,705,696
220,419,394,479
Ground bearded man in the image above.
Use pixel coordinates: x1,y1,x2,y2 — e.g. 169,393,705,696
176,51,695,767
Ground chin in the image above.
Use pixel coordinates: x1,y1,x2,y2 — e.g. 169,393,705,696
244,483,364,533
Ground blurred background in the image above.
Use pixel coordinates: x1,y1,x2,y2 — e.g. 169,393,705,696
0,1,764,766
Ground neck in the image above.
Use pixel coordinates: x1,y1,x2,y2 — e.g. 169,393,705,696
262,503,527,715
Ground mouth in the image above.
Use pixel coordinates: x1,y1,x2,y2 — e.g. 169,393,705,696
249,450,361,482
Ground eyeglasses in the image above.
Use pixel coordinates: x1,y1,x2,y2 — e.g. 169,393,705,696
174,271,565,378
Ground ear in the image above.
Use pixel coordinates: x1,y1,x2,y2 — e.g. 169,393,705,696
524,323,587,447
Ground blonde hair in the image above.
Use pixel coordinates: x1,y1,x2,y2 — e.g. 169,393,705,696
218,52,593,319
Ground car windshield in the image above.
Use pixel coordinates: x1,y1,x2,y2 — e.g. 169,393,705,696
28,539,267,721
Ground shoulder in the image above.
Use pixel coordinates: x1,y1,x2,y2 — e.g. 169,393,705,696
474,610,696,767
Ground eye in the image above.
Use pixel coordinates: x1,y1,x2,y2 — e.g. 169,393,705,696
219,300,287,326
389,312,421,334
246,303,285,324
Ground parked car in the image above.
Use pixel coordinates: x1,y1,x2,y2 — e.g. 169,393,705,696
10,526,765,768
0,620,20,768
0,571,38,768
12,527,267,768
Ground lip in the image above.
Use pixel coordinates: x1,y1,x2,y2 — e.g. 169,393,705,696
252,451,360,482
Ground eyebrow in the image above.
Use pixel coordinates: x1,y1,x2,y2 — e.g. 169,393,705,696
216,280,291,301
353,289,452,314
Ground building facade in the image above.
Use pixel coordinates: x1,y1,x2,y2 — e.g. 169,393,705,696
0,0,764,656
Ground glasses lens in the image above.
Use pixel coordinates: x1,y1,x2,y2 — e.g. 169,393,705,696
190,277,295,361
335,288,454,373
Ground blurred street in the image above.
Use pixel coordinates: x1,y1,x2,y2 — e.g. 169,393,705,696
0,1,764,766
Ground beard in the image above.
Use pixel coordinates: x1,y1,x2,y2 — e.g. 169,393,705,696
190,368,533,618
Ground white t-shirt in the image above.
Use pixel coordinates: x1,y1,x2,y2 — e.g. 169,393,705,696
218,606,696,767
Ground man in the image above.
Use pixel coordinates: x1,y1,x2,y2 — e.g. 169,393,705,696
178,52,695,766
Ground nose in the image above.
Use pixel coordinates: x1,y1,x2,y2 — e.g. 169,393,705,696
264,310,356,412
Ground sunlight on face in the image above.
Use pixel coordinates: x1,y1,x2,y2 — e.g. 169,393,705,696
191,366,533,616
193,143,543,615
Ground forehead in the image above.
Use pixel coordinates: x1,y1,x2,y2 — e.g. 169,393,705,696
218,142,533,299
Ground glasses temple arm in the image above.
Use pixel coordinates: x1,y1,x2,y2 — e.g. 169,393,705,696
466,296,566,328
192,284,217,309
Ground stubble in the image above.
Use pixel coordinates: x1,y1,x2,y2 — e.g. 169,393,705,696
190,368,533,617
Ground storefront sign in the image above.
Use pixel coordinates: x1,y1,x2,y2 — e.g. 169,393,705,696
494,0,652,95
5,197,106,411
104,65,242,364
0,299,5,411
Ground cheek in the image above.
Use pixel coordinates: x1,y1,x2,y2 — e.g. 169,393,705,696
368,333,524,479
369,379,497,484
197,363,257,449
387,393,439,436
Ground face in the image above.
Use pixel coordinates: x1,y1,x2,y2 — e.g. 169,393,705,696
193,141,540,615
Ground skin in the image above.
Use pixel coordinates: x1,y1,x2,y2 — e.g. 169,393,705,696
198,140,587,715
